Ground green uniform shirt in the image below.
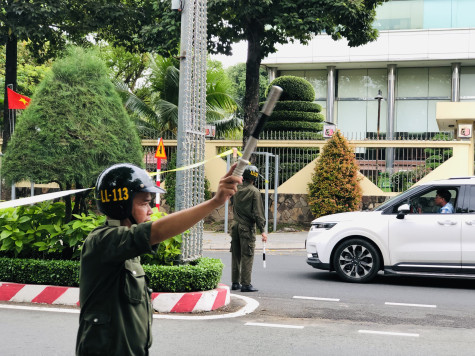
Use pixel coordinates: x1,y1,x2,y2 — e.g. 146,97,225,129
76,220,156,356
233,181,266,233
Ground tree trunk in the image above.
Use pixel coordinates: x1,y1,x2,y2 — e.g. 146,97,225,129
2,32,18,153
243,29,264,149
65,182,72,223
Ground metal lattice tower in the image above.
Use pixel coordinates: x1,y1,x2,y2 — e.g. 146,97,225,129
176,0,208,261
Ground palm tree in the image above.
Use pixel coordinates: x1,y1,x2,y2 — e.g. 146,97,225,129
116,54,242,138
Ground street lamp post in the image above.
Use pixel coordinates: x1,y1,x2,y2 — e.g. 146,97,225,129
375,90,383,140
374,90,383,187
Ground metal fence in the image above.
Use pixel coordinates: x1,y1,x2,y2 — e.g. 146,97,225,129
356,146,453,192
141,130,457,195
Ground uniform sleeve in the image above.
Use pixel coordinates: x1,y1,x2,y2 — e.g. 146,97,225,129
94,222,156,263
253,190,266,233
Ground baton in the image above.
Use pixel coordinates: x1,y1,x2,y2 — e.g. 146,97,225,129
263,241,266,268
232,85,283,178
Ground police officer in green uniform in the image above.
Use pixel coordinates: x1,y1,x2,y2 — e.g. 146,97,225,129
230,165,267,292
76,163,241,356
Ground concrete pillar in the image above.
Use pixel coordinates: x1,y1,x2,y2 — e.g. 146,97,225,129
451,62,461,102
268,67,277,83
326,66,336,123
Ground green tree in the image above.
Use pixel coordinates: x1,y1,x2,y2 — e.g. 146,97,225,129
0,0,149,151
308,131,362,218
226,63,268,108
207,0,387,146
0,42,52,98
3,47,143,222
118,56,242,137
98,44,149,91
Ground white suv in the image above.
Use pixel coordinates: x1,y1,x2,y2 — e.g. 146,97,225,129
306,177,475,283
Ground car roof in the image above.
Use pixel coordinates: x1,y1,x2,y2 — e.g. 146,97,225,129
420,176,475,186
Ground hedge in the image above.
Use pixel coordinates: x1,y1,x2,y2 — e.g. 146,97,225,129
267,76,315,102
0,256,223,293
269,111,325,123
144,257,224,292
0,257,80,286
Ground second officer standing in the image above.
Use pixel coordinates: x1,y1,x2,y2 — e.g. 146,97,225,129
230,165,267,292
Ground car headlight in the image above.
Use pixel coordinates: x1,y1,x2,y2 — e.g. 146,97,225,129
310,222,337,231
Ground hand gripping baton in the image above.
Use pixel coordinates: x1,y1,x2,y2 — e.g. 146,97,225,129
232,85,283,178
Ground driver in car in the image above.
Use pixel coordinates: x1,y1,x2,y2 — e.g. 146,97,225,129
435,189,454,214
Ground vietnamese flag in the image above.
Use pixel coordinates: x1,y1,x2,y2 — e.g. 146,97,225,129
7,87,31,109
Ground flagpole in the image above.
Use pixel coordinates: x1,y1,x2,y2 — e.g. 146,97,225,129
7,84,16,199
7,84,16,136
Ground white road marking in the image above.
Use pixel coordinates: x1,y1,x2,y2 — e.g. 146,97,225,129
385,302,437,308
293,296,340,302
0,304,79,314
245,322,304,329
359,330,419,337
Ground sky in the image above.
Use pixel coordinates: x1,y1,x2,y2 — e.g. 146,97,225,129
209,41,247,68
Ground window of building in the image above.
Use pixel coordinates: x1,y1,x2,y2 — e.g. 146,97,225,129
396,67,450,133
374,0,475,30
460,67,475,101
336,69,387,139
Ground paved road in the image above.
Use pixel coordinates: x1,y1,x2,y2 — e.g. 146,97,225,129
3,249,475,355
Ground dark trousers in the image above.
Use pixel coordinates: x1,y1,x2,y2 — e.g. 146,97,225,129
230,223,256,286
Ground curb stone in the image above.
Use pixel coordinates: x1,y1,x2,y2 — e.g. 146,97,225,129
0,282,230,313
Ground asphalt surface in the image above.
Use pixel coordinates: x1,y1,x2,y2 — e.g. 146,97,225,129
202,230,307,251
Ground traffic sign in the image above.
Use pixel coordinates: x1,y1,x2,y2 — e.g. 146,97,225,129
155,138,167,159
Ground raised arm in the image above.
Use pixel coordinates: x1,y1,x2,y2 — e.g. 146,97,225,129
149,164,241,245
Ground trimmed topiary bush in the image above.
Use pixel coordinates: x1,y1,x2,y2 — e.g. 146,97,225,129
263,120,323,131
269,111,325,122
273,101,322,112
258,76,323,185
308,131,362,218
265,75,316,102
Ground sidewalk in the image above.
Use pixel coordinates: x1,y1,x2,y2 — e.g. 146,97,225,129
202,230,307,250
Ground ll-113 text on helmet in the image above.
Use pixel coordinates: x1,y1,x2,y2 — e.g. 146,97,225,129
95,163,166,220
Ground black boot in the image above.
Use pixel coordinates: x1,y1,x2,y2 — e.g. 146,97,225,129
241,284,258,292
231,283,241,290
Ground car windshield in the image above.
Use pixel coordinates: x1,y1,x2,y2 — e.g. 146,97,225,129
373,186,420,211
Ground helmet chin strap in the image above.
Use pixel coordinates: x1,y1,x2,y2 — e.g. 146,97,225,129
128,215,138,225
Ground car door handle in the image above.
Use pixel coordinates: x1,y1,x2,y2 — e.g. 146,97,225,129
465,220,475,225
437,220,457,225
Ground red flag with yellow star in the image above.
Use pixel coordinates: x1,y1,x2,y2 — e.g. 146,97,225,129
7,87,31,109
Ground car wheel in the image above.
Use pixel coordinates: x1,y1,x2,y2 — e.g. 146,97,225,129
333,238,380,283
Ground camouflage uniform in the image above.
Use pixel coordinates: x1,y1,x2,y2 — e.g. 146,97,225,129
231,181,266,286
76,220,156,356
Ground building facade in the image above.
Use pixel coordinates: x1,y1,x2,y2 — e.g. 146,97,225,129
262,0,475,140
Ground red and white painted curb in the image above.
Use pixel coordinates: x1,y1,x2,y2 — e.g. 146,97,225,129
0,282,80,306
151,283,230,313
0,282,230,313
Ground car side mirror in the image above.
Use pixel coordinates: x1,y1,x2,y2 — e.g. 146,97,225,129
396,203,410,220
